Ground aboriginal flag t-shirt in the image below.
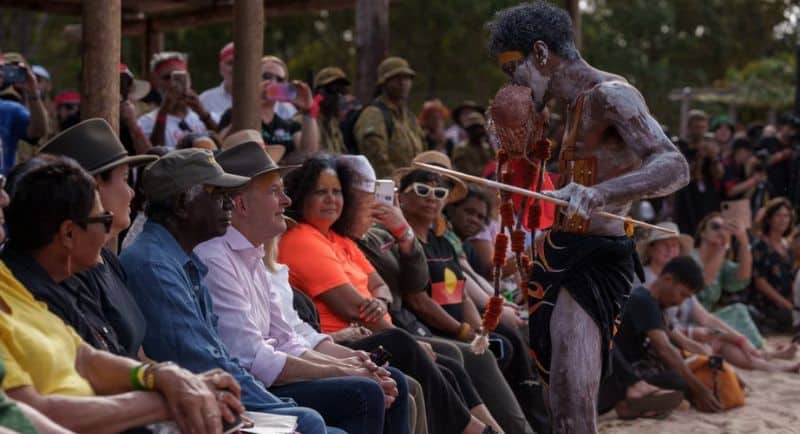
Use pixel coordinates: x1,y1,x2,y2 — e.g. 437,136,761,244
421,229,466,323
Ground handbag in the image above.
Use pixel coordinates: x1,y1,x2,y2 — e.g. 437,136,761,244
686,354,745,410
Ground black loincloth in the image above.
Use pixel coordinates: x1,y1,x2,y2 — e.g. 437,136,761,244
527,230,643,385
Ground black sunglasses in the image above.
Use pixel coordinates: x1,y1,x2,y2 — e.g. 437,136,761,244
261,72,286,83
77,211,114,233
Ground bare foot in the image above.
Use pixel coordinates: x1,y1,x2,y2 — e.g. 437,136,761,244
626,381,661,400
765,344,797,361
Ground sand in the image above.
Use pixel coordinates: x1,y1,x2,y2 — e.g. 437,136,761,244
598,338,800,434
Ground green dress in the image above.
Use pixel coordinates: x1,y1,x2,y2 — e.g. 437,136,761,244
0,359,39,434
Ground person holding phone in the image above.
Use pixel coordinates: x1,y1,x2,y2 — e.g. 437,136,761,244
218,56,319,165
0,51,49,174
138,52,216,150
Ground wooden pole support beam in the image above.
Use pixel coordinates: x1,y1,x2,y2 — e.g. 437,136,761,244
81,0,121,133
231,0,264,133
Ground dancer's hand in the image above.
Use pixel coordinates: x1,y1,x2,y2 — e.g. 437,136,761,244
545,182,606,219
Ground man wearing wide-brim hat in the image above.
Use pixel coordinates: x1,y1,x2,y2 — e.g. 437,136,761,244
313,66,351,154
354,56,425,178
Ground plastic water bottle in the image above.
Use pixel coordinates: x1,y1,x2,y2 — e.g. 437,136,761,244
265,82,297,102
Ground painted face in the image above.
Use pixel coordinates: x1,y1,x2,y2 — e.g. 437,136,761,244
302,169,343,231
510,56,549,107
96,164,134,236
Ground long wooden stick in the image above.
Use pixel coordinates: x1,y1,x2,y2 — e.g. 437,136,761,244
414,162,677,235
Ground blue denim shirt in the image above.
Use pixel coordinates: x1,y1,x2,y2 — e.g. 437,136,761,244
120,221,294,412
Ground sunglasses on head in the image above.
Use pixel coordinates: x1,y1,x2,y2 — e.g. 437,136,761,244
77,211,114,233
406,182,449,200
262,72,286,83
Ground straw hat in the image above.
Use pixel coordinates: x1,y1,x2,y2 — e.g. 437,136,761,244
222,129,286,163
636,222,693,263
392,150,467,204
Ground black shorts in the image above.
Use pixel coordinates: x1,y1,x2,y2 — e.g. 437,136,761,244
528,230,643,385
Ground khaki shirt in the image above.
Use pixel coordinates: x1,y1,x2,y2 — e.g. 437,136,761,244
354,95,425,178
318,113,345,154
452,140,495,177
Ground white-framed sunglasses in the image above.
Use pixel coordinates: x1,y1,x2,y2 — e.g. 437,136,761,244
405,182,450,200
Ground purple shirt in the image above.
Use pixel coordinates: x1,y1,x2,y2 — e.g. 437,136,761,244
195,227,308,387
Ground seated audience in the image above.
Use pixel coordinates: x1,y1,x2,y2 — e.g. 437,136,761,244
748,198,796,333
119,149,333,434
13,119,158,358
199,42,235,119
138,52,216,149
195,141,409,434
444,186,494,279
341,155,539,434
611,257,723,413
218,56,318,164
1,157,243,433
279,154,502,434
393,153,545,430
692,213,752,311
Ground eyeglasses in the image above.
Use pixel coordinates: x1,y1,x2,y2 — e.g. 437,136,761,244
77,211,114,233
406,182,449,200
261,72,286,83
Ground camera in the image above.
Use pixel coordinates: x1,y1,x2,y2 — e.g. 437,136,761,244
1,64,26,84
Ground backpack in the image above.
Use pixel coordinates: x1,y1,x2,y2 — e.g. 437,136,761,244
340,99,394,154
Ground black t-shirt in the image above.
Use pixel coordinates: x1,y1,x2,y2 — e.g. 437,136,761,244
66,248,146,358
614,286,666,364
218,109,301,157
421,229,466,325
1,247,125,355
759,136,792,197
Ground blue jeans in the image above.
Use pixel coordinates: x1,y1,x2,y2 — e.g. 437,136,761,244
266,406,347,434
270,367,410,434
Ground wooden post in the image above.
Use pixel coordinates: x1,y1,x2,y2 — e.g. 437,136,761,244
231,0,263,132
355,0,388,103
143,19,164,77
565,0,581,50
81,0,121,132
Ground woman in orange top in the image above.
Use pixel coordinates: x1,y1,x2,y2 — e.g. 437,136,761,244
279,156,393,333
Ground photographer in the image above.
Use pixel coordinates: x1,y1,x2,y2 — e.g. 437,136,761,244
0,51,49,173
758,113,799,199
138,52,216,150
119,64,152,155
722,138,767,205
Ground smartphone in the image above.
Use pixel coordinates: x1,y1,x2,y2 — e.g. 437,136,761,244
170,70,189,94
375,179,395,206
370,345,392,366
2,64,26,84
265,82,297,102
488,338,505,360
720,199,751,229
222,413,244,434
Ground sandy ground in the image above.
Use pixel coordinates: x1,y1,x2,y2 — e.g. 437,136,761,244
598,337,800,434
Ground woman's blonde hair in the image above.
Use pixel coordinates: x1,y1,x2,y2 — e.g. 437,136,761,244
263,237,279,273
261,55,288,77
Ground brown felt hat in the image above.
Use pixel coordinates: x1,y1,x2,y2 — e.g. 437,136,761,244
377,57,416,86
222,129,286,164
314,67,350,89
40,118,158,175
142,148,249,201
216,141,298,179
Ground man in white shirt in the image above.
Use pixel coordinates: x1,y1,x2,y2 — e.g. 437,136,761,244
138,52,216,149
195,141,410,434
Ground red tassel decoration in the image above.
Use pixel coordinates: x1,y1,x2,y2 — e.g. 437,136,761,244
493,233,509,267
482,296,505,332
510,229,526,254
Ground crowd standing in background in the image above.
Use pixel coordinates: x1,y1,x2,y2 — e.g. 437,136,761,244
3,4,800,431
